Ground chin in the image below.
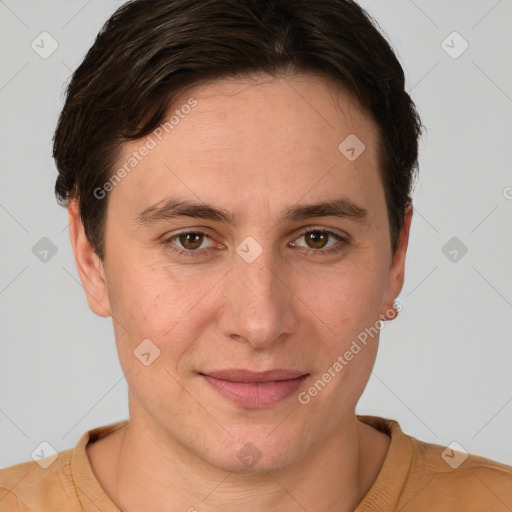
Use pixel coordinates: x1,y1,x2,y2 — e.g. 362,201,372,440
201,431,307,475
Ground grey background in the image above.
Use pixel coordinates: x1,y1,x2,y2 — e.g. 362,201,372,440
0,0,511,470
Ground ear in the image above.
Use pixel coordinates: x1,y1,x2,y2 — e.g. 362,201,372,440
68,199,112,318
380,204,413,320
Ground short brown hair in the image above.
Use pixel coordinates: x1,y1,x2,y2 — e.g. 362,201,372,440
53,0,422,260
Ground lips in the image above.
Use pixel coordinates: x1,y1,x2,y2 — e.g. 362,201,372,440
203,369,307,383
200,369,309,408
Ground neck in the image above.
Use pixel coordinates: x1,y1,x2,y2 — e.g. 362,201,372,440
88,409,390,512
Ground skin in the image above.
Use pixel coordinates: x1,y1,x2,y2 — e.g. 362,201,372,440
70,72,413,511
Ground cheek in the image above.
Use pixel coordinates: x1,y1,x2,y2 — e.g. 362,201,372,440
296,264,386,413
106,256,219,356
298,255,388,342
106,261,211,403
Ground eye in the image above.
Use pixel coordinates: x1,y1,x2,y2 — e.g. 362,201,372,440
175,232,209,250
163,230,219,257
289,228,348,254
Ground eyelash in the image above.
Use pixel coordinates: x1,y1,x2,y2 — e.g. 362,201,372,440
162,227,349,259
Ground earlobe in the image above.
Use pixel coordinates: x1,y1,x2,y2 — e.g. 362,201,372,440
380,204,413,321
68,199,112,318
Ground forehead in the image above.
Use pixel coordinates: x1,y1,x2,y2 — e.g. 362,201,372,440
169,72,376,162
112,72,384,222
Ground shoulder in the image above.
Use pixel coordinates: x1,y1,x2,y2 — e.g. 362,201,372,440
0,448,77,511
0,420,127,511
401,435,512,510
357,415,512,511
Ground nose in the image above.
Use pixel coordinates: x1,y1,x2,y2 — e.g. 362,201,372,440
216,244,299,349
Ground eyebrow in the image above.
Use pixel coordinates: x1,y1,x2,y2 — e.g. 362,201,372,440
134,196,368,227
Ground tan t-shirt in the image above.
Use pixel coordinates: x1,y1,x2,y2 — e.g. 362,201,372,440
1,415,511,511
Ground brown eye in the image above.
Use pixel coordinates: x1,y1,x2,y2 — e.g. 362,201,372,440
164,230,219,258
290,228,348,255
178,232,204,250
304,231,329,249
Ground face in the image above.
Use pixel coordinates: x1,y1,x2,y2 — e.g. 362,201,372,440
71,72,411,473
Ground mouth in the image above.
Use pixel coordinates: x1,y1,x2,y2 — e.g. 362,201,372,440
199,369,309,408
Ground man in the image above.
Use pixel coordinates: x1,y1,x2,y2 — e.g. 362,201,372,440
1,0,511,510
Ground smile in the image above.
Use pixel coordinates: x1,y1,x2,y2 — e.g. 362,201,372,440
200,369,309,408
